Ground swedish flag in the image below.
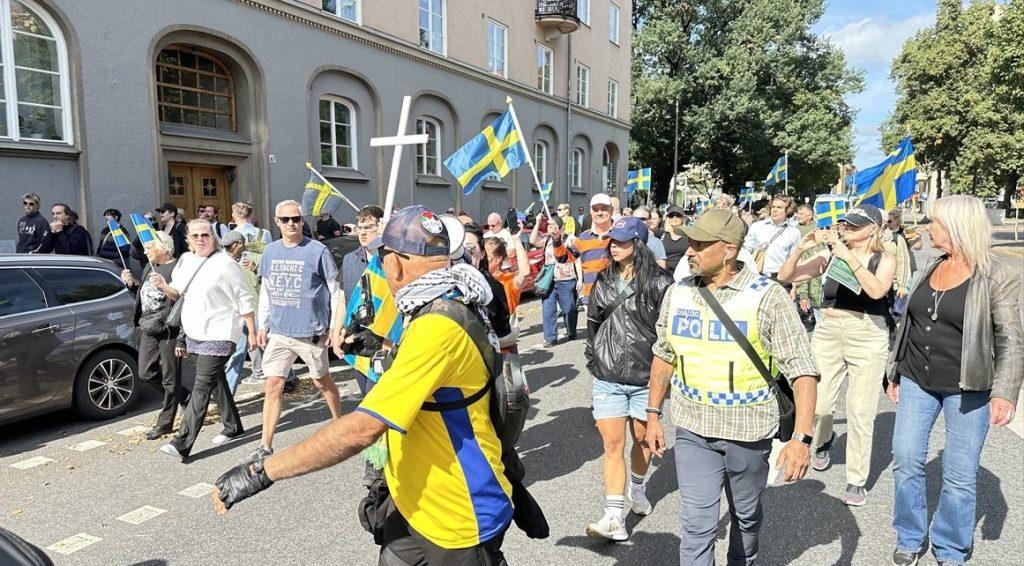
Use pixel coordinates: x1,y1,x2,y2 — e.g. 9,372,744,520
764,154,788,186
626,168,651,196
107,219,130,248
343,253,404,383
739,186,755,206
129,213,156,245
302,170,342,217
444,110,526,196
539,182,553,201
853,136,916,210
814,195,847,229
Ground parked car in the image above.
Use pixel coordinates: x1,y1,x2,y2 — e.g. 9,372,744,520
0,255,139,427
321,234,362,269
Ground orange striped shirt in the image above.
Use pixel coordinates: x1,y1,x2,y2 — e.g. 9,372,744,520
572,230,610,302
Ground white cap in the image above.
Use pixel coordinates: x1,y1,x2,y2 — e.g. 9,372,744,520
589,193,613,208
439,214,466,260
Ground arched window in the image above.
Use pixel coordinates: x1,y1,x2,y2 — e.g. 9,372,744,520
415,117,440,175
318,96,356,168
156,46,235,131
571,148,584,189
0,0,72,143
602,147,616,191
534,141,548,184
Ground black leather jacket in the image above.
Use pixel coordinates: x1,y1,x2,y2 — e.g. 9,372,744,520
585,269,673,386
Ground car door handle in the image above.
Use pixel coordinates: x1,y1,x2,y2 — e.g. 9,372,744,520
32,324,61,334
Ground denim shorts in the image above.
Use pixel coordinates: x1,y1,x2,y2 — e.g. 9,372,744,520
592,379,650,421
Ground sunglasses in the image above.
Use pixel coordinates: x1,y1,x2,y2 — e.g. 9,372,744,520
378,248,410,260
666,213,682,219
23,201,38,206
276,216,302,224
188,233,212,240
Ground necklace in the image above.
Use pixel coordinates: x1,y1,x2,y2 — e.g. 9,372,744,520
931,289,946,322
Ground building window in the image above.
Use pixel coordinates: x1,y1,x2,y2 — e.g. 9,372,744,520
607,79,618,118
603,147,616,191
575,64,589,107
486,19,508,78
536,45,553,95
577,0,590,26
416,117,440,176
0,0,72,142
418,0,445,55
609,2,620,45
572,148,584,189
534,141,548,184
156,47,235,131
318,97,356,169
322,0,360,23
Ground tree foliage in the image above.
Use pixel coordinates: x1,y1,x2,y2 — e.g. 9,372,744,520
630,0,863,202
884,0,1023,199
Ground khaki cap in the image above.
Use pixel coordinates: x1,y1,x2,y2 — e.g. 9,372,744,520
682,209,747,245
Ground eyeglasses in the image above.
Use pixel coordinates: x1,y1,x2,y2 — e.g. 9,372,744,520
23,201,37,206
378,248,410,260
666,213,682,219
355,224,378,233
276,216,302,224
464,243,480,253
188,233,212,240
487,222,501,228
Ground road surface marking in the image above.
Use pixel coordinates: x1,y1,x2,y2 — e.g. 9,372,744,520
178,483,216,498
117,425,150,436
116,505,167,525
47,533,101,555
67,439,107,452
10,456,55,469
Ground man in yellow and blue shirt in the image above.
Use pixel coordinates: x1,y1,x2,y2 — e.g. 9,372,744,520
212,205,512,565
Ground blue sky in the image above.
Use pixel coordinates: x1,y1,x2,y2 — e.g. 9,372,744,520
814,0,937,168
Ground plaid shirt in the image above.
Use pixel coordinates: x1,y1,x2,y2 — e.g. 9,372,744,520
653,264,819,442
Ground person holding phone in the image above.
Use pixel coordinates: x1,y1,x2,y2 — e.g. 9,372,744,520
777,204,895,507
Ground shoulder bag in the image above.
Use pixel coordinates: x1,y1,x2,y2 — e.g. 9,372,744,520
696,284,796,441
165,253,214,331
753,225,787,274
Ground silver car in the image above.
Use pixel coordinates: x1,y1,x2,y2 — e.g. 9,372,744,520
0,254,140,426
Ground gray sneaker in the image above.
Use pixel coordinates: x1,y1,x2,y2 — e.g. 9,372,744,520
239,445,273,466
842,484,866,506
891,549,919,565
240,375,265,385
811,434,834,471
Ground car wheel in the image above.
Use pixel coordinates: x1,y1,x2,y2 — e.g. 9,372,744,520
73,349,139,419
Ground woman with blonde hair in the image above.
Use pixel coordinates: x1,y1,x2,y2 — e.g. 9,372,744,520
886,195,1022,566
778,204,895,507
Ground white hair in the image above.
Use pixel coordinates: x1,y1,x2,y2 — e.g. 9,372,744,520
930,195,992,276
144,230,175,256
715,194,736,207
275,199,302,216
185,219,222,251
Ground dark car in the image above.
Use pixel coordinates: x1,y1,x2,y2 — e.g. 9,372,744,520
0,255,140,426
321,234,362,269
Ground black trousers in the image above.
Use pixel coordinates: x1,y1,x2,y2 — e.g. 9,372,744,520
138,332,184,431
170,353,242,457
378,507,507,566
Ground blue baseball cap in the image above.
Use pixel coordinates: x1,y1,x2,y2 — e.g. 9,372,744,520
608,216,649,243
369,205,450,257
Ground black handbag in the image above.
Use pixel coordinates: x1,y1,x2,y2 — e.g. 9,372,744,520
165,254,213,330
696,285,796,442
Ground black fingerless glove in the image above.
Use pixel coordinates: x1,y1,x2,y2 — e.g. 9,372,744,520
341,326,385,358
215,456,274,510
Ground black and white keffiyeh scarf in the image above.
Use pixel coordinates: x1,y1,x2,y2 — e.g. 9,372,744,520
394,264,501,351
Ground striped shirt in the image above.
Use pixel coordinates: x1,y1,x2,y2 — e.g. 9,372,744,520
572,230,610,303
652,264,820,442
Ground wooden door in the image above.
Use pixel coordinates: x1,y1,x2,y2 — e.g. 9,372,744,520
167,164,231,222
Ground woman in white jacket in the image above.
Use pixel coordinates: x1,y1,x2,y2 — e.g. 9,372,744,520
151,219,257,461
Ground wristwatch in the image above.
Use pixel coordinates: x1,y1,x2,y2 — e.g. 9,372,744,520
793,433,813,447
645,407,662,416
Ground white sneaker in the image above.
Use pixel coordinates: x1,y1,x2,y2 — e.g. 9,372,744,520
211,432,241,446
586,513,628,542
630,488,653,516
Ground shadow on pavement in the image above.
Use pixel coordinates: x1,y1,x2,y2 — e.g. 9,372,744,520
518,406,601,486
760,479,861,565
925,454,1007,543
555,531,682,565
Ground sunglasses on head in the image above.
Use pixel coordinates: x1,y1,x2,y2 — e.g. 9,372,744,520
277,216,302,224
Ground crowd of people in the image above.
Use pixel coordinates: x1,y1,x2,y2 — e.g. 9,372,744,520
10,187,1022,566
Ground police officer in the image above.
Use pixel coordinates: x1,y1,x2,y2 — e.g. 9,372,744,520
644,209,820,566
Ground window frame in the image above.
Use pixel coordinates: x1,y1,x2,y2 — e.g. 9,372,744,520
318,96,358,170
0,266,47,318
609,2,620,45
415,117,441,176
602,147,616,192
321,0,361,24
607,79,618,118
571,148,584,189
577,0,591,26
29,266,127,309
486,19,508,79
418,0,447,56
156,46,237,132
536,44,553,95
575,64,590,107
534,140,548,185
0,0,73,144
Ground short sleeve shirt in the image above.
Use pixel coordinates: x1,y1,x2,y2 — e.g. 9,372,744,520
258,237,338,336
493,271,521,314
357,312,513,549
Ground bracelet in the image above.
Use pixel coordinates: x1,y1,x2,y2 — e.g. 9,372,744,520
852,263,864,274
645,407,662,416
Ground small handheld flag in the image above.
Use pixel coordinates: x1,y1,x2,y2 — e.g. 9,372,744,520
764,154,788,187
814,195,848,228
444,110,526,196
107,220,130,248
626,168,651,197
303,169,342,217
539,182,553,201
853,136,916,210
130,213,156,245
739,186,755,207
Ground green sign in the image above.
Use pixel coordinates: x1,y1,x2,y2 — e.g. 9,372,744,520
824,256,862,295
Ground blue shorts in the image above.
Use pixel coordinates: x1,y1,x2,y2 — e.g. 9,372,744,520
592,379,649,421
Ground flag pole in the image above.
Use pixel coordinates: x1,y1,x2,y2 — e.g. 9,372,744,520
784,150,789,195
505,96,554,221
305,162,361,213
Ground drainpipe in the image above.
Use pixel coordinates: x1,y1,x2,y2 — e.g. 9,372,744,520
566,32,573,204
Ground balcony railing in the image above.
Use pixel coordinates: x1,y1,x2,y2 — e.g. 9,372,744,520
535,1,581,34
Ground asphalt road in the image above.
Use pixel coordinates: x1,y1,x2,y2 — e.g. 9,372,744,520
2,241,1022,566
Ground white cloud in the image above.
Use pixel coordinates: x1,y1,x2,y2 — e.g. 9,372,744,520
824,13,934,68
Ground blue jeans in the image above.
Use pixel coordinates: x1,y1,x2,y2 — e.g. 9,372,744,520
541,279,578,342
892,378,991,565
225,326,295,395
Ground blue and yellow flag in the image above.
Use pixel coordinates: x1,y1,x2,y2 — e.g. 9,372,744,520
130,213,156,245
626,168,651,197
302,170,342,217
343,253,404,382
739,186,755,206
814,195,847,229
444,110,526,196
107,219,130,248
764,154,788,186
853,136,916,210
539,182,553,201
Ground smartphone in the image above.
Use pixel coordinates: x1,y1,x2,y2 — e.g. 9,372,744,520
505,208,520,233
814,230,839,244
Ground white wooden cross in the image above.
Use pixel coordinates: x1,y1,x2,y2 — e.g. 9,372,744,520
370,96,429,223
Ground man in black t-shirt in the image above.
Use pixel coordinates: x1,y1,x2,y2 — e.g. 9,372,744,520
315,213,342,241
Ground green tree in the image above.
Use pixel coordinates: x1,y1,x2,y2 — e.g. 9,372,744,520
630,0,863,202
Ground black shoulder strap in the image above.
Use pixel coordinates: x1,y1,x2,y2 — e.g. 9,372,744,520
695,284,775,388
598,281,634,325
